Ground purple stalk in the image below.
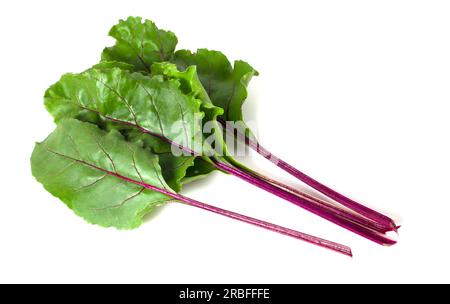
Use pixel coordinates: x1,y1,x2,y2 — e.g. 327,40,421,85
219,118,398,232
213,159,396,246
173,195,353,257
130,121,394,242
107,169,353,257
249,171,392,234
197,156,389,233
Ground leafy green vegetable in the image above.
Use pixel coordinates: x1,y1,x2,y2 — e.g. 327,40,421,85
32,17,398,253
31,119,173,229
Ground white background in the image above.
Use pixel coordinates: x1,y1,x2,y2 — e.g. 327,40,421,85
1,0,449,284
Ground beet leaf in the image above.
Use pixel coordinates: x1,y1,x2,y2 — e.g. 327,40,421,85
32,17,400,256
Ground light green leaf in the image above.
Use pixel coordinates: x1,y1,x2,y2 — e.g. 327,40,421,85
31,119,174,229
101,17,177,72
44,67,206,155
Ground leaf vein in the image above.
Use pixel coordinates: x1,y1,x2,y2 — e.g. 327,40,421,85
225,83,237,121
126,143,144,183
90,75,140,127
133,77,167,139
89,187,145,211
75,174,107,192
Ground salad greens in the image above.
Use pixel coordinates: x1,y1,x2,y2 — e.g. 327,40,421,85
31,16,398,256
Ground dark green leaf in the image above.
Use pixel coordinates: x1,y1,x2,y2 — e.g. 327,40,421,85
173,49,258,122
184,158,217,183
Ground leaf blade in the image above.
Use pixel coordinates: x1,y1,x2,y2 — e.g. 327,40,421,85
31,119,173,229
101,16,178,72
173,49,258,122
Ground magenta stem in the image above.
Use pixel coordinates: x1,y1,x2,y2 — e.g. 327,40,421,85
175,195,353,257
213,159,396,246
250,171,391,233
111,172,353,256
219,118,397,231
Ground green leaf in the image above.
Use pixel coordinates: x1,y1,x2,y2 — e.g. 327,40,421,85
101,17,178,72
173,49,258,122
44,67,206,155
31,119,174,229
